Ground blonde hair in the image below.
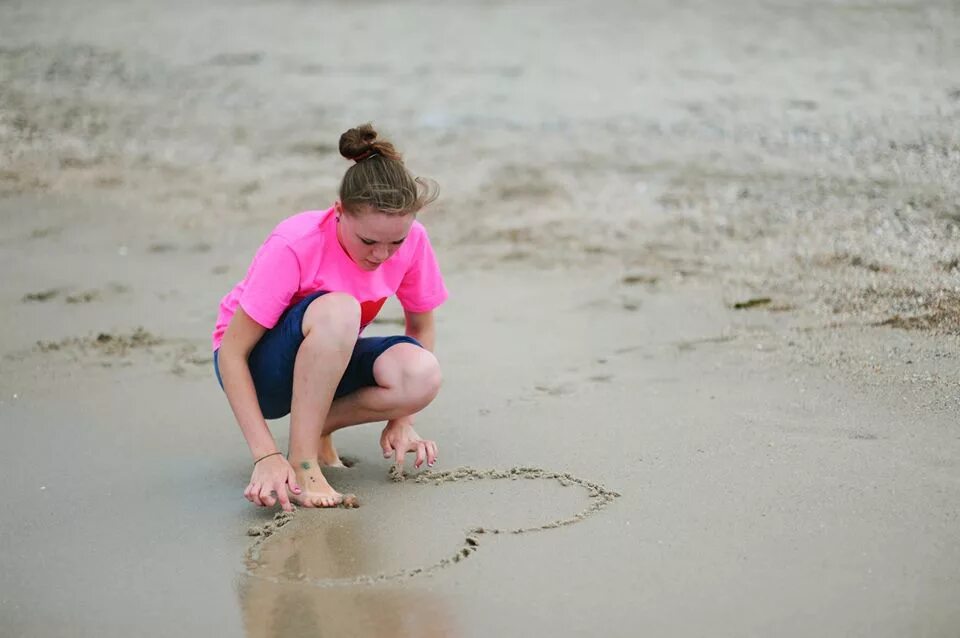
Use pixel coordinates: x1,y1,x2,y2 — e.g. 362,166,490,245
338,123,438,215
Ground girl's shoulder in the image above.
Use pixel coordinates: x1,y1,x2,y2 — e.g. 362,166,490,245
269,209,334,247
409,218,438,245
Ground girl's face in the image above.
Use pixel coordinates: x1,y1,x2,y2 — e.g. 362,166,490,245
335,203,415,271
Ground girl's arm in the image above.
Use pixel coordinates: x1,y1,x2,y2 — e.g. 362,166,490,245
218,307,275,460
381,308,438,467
404,309,436,352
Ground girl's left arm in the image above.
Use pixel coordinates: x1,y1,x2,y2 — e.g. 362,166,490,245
404,309,436,352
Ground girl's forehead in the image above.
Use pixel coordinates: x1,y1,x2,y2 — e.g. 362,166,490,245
349,210,414,240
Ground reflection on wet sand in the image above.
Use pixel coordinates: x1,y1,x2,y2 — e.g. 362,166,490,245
238,510,456,638
239,579,456,638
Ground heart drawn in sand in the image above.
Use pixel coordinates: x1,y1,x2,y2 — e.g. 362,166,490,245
244,466,621,588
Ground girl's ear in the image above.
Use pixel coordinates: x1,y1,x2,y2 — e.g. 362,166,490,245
334,201,343,219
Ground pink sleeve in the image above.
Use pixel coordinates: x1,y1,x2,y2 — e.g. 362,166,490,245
238,236,301,329
396,226,448,313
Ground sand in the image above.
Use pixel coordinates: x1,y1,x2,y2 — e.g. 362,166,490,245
245,466,619,589
2,0,960,636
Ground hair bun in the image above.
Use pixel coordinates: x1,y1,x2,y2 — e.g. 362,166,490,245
339,123,402,162
338,125,438,215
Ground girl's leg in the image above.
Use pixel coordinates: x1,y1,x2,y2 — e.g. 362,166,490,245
288,292,361,507
319,342,442,439
318,435,348,467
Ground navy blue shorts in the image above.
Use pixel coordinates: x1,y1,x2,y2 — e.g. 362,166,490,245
213,291,421,419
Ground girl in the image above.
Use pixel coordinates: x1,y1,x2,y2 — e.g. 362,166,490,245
212,124,447,511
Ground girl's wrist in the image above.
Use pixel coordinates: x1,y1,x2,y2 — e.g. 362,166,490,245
250,443,281,462
253,451,284,466
385,416,414,431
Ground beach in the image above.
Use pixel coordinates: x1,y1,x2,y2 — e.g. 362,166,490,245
1,0,959,636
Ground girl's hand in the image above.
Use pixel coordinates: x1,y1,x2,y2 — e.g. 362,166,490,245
244,454,302,512
380,419,438,469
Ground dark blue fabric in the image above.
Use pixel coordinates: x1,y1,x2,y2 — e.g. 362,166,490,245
213,291,421,419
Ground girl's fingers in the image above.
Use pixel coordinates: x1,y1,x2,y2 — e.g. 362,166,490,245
275,483,293,512
250,483,264,506
260,486,276,507
287,470,302,494
415,442,426,469
426,441,437,467
394,444,405,468
382,440,394,459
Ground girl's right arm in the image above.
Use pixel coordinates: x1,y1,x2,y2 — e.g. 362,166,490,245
219,307,275,459
219,306,301,510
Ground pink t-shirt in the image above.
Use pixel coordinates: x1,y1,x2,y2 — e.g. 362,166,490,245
212,207,447,350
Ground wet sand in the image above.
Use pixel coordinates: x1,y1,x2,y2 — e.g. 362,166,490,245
2,1,960,636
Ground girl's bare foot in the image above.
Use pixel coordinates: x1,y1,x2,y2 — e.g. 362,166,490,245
318,435,345,468
291,459,343,507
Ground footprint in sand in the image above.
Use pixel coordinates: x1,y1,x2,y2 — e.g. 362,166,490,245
20,283,129,305
28,225,63,240
148,241,212,254
21,288,62,302
529,364,618,400
12,327,212,376
244,466,620,588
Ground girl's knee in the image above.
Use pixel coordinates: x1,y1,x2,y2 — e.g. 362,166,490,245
302,293,361,341
380,344,442,407
406,348,442,402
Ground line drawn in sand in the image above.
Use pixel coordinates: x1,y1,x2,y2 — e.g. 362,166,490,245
244,465,621,588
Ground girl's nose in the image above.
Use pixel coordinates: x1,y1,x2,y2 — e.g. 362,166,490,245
373,245,389,260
